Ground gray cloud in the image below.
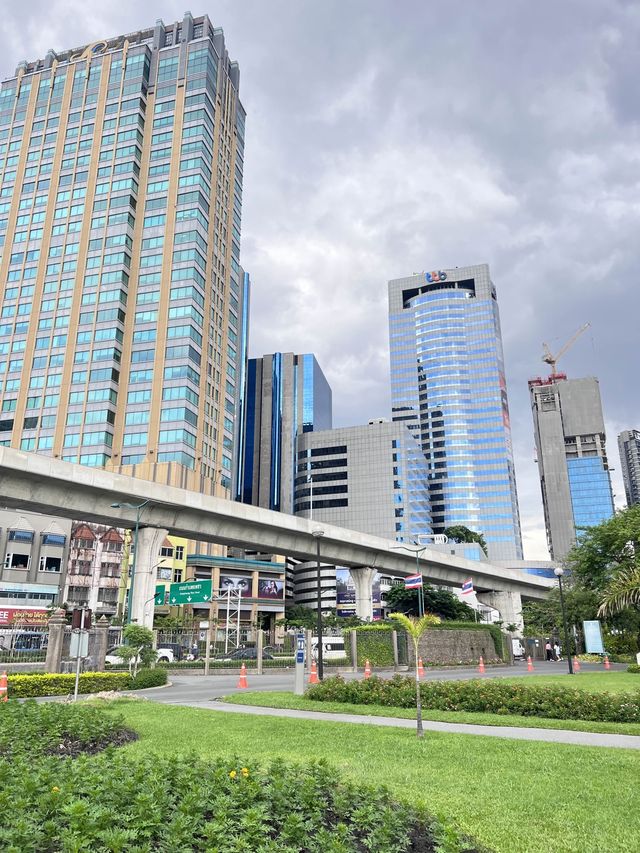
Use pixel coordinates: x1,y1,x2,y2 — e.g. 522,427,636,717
1,0,637,558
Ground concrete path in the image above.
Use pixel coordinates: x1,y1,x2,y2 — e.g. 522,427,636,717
209,700,640,750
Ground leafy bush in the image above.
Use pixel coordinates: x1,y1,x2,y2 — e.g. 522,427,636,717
129,667,168,689
0,751,472,852
307,675,640,723
0,700,135,759
628,664,640,674
7,672,131,698
577,654,604,663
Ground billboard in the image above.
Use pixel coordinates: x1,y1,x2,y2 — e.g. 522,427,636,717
0,608,49,626
219,575,252,596
336,568,381,620
257,578,284,600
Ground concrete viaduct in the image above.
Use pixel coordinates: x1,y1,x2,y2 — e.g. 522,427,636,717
0,447,552,628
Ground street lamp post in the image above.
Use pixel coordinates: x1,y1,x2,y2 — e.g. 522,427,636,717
391,543,426,616
554,567,574,675
111,500,151,624
312,528,325,680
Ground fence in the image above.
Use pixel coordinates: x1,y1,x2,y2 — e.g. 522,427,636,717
0,626,48,664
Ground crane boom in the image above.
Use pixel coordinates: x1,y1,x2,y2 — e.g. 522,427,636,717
541,322,590,374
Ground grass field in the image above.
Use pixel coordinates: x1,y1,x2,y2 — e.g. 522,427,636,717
222,690,640,736
500,671,640,692
111,699,640,853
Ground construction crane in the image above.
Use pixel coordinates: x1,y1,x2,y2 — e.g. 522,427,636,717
542,322,590,375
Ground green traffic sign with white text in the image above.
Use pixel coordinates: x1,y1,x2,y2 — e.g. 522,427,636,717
169,579,212,605
154,585,166,606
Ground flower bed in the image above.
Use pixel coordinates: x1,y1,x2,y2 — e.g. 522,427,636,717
307,675,640,723
7,668,167,698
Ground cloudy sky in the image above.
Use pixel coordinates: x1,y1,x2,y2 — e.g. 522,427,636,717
2,1,637,559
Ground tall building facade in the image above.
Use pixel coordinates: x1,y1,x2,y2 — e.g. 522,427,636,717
0,14,246,497
240,353,332,512
618,429,640,507
388,263,523,561
529,375,614,560
294,419,433,542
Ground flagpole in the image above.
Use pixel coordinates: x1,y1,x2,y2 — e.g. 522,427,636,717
416,552,424,617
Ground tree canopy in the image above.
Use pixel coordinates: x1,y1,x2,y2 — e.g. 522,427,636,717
384,583,475,621
444,525,488,557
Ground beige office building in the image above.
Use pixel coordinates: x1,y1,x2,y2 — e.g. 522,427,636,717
0,13,247,504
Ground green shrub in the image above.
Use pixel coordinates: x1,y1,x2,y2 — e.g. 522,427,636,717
307,675,640,723
7,672,131,698
129,667,168,689
577,654,604,663
628,664,640,674
0,752,464,852
0,700,134,759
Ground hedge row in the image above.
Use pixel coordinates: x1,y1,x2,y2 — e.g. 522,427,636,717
628,664,640,674
307,675,640,723
7,668,167,698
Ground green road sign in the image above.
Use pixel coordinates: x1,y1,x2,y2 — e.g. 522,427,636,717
154,585,166,607
169,579,212,605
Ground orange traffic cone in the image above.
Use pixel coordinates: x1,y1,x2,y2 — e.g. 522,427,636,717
236,663,248,689
418,657,425,679
364,659,372,679
0,671,7,702
478,656,485,674
308,660,319,685
604,655,611,670
573,656,581,673
527,656,534,672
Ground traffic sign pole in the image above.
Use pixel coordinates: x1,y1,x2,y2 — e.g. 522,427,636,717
204,602,213,676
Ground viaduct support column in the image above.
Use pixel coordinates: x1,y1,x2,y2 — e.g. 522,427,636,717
350,567,376,622
130,526,168,629
476,589,524,634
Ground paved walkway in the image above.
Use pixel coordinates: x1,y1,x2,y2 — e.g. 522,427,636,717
208,700,640,750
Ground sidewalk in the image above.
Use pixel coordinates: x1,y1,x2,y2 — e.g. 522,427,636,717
207,700,640,750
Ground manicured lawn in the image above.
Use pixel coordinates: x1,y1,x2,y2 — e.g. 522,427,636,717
111,699,640,853
500,671,640,693
223,690,640,736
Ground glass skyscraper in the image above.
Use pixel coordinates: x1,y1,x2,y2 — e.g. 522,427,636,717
388,263,523,560
241,353,332,513
529,374,614,560
0,14,246,499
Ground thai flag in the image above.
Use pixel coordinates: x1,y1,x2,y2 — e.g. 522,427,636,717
404,574,423,589
461,578,474,596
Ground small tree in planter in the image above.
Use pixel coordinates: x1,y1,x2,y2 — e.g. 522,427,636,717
390,612,441,738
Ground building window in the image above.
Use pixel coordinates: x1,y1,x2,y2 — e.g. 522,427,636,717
160,546,174,557
39,555,62,572
42,533,66,546
8,529,34,543
175,545,184,561
4,553,30,569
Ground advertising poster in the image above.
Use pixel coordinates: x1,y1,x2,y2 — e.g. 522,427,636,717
257,577,284,599
219,575,252,596
336,568,381,620
583,620,605,654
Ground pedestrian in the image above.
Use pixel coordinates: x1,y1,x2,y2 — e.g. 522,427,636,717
554,642,561,661
545,640,553,661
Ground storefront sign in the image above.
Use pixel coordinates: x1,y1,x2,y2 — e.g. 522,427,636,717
0,608,49,626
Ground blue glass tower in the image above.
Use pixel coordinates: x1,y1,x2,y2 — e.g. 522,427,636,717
240,353,331,513
388,263,523,560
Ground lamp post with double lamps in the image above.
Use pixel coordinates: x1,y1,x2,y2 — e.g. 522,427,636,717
111,500,152,624
554,567,574,675
312,528,325,680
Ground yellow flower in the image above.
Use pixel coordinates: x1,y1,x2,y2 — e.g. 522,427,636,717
229,770,237,778
241,767,249,777
52,786,60,793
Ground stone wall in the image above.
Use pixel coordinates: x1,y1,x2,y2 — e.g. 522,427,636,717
411,628,502,665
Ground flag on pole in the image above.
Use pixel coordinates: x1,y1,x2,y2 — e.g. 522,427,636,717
404,574,423,589
461,578,474,596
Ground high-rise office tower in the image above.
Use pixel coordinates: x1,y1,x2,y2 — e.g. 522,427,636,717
294,419,433,541
0,14,247,498
240,353,332,512
529,375,614,560
618,429,640,507
388,263,523,561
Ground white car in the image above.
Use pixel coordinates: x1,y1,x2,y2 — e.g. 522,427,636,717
104,645,177,665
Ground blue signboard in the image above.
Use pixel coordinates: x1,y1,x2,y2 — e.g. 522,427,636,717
296,632,305,664
583,620,605,654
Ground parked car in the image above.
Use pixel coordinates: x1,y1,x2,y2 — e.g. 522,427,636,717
213,647,275,662
511,638,526,660
104,644,180,666
0,632,48,653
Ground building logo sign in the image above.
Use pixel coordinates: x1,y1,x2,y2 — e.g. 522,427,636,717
425,271,447,283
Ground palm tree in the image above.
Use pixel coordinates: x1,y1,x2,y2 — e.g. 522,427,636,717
390,611,441,738
598,566,640,617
